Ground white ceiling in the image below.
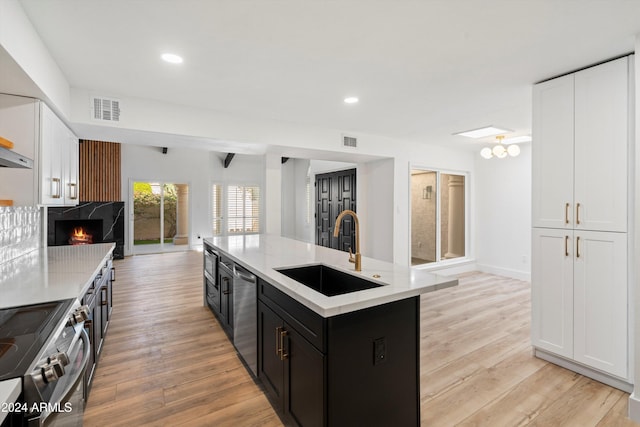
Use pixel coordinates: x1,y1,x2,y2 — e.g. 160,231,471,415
14,0,640,151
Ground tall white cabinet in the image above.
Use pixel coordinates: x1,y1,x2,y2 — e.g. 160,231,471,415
531,56,633,388
0,94,79,207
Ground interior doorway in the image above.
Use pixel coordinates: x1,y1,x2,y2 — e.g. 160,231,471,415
410,169,466,266
315,168,356,252
132,181,190,254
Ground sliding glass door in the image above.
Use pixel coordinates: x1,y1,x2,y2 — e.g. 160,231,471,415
132,181,189,254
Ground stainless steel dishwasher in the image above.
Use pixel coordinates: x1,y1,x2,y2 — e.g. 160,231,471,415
232,263,257,376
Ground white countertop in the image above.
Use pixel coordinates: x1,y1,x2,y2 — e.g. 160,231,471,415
207,235,457,317
0,378,21,423
0,243,115,309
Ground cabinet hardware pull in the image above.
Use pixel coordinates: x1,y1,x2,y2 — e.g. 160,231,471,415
222,277,231,294
280,330,289,360
576,236,581,258
101,287,108,306
69,183,78,200
565,236,569,257
576,203,581,225
275,326,282,356
565,203,570,224
52,178,61,199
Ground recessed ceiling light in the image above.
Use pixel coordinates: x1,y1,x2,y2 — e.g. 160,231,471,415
502,135,532,144
453,126,512,139
161,53,183,64
344,97,359,104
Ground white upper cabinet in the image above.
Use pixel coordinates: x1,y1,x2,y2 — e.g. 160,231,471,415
0,94,39,206
574,58,629,232
533,56,629,232
532,74,574,229
39,103,79,206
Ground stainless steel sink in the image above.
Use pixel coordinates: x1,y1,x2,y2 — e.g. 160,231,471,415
275,264,383,296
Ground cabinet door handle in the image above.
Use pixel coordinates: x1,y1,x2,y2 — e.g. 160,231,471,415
69,183,78,200
565,203,570,224
101,287,108,306
280,329,289,360
222,277,231,294
52,178,61,199
576,203,581,225
576,236,581,259
275,326,282,356
565,236,569,257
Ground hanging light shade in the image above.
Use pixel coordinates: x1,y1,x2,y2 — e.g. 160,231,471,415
480,135,520,159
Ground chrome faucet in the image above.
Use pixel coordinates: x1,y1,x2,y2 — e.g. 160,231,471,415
333,209,361,271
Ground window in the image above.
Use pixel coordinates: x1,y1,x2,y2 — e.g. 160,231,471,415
212,184,261,236
410,169,466,266
212,184,222,235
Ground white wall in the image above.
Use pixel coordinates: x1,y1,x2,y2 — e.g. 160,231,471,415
358,158,395,262
474,144,532,281
120,145,265,255
120,144,211,255
0,0,70,118
630,41,640,423
281,158,312,242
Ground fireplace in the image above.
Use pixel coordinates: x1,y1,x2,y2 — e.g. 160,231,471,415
54,219,103,246
48,202,124,259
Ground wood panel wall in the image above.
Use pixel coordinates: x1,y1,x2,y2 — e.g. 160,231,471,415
79,140,121,201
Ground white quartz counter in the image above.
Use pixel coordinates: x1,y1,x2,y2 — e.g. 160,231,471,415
0,243,115,309
207,235,457,317
0,378,21,423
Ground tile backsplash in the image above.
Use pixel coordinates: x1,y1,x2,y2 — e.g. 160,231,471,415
0,206,41,264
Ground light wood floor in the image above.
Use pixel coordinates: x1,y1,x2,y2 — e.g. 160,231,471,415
83,251,639,426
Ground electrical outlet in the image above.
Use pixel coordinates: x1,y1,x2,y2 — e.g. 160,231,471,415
373,337,386,365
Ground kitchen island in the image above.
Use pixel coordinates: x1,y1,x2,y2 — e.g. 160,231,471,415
204,235,457,427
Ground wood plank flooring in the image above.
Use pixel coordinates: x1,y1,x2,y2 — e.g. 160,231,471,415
83,252,638,426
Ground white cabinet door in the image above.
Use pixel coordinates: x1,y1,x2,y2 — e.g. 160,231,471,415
64,131,79,205
40,104,64,205
531,228,574,358
574,57,628,233
532,74,575,229
0,94,39,206
573,230,627,378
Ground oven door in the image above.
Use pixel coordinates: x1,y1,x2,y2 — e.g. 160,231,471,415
28,328,90,427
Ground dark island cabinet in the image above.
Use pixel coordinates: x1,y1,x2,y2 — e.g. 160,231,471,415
257,277,419,427
82,252,115,401
258,301,325,427
204,242,234,339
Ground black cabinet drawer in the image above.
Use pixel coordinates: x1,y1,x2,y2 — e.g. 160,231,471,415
258,278,325,352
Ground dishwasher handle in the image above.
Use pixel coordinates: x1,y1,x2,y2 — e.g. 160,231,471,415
233,265,256,283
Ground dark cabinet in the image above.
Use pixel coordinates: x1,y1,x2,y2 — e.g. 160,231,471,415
82,253,114,402
219,260,234,333
258,301,325,427
203,244,234,338
257,277,419,427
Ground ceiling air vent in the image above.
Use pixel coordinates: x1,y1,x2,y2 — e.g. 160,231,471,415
92,97,121,122
342,135,357,148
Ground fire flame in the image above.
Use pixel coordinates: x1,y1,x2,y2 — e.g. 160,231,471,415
69,227,93,245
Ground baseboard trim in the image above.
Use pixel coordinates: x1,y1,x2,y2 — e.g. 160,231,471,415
534,348,633,393
476,263,531,282
629,393,640,422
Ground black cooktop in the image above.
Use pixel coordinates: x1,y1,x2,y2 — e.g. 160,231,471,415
0,300,73,381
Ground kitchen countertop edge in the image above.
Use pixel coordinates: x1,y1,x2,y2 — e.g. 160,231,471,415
206,235,458,317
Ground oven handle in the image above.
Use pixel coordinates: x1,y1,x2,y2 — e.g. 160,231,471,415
40,328,90,427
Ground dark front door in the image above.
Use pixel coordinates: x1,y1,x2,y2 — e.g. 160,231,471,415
315,168,356,252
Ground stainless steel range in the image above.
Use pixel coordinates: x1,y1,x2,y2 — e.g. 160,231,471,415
0,299,90,426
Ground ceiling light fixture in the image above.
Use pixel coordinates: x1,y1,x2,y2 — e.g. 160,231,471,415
161,53,183,64
454,125,512,139
480,135,520,159
344,97,359,104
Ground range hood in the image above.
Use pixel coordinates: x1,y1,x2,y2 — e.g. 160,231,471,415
0,146,33,169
